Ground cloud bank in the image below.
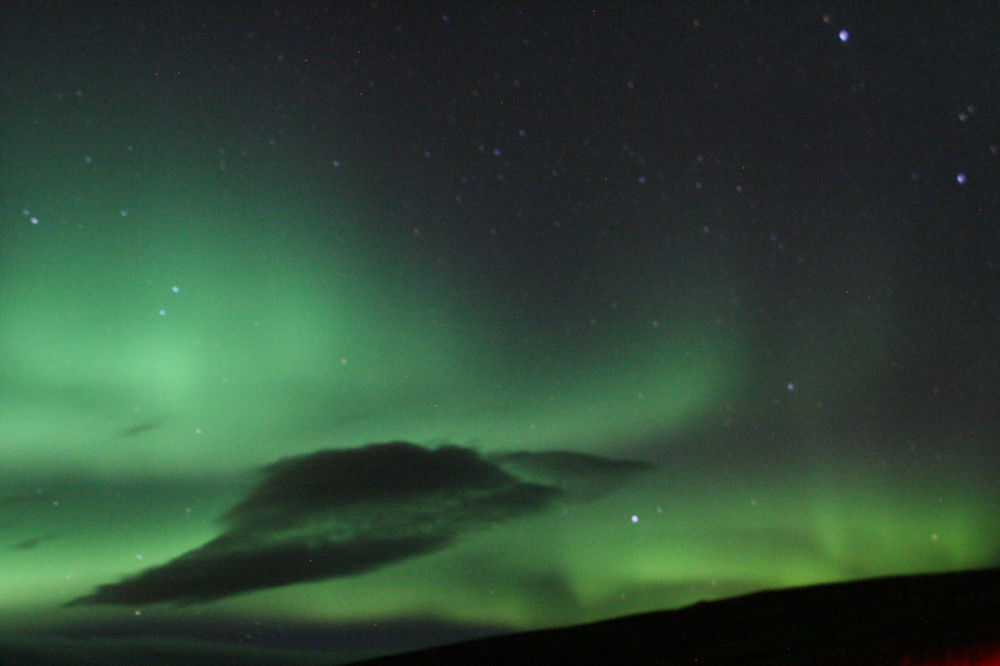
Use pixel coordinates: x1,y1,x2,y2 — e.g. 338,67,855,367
71,442,650,605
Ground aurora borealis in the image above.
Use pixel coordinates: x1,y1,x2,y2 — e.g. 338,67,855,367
2,4,999,663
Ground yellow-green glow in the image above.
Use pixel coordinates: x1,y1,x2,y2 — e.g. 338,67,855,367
1,184,741,477
2,169,997,642
2,11,997,663
0,158,752,641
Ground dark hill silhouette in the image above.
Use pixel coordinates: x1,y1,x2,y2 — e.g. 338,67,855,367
350,567,1000,666
2,567,998,665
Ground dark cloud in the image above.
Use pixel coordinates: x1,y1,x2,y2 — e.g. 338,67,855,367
70,442,650,606
9,534,57,550
489,451,654,497
113,417,164,438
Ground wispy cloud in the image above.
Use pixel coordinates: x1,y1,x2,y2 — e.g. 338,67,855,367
70,442,650,605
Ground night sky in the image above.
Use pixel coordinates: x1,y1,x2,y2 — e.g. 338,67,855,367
2,3,999,663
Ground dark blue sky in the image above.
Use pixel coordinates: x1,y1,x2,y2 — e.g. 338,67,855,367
1,3,998,664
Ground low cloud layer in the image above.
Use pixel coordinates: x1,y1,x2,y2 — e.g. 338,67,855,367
71,442,650,605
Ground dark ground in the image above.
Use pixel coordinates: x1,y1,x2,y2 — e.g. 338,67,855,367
4,567,998,665
353,567,1000,666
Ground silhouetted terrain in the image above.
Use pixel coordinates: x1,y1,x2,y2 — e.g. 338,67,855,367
3,568,998,665
353,567,1000,666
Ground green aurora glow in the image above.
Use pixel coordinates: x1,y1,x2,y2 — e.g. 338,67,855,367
2,154,995,637
2,5,998,663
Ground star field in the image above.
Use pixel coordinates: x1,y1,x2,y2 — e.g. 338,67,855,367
1,3,998,663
